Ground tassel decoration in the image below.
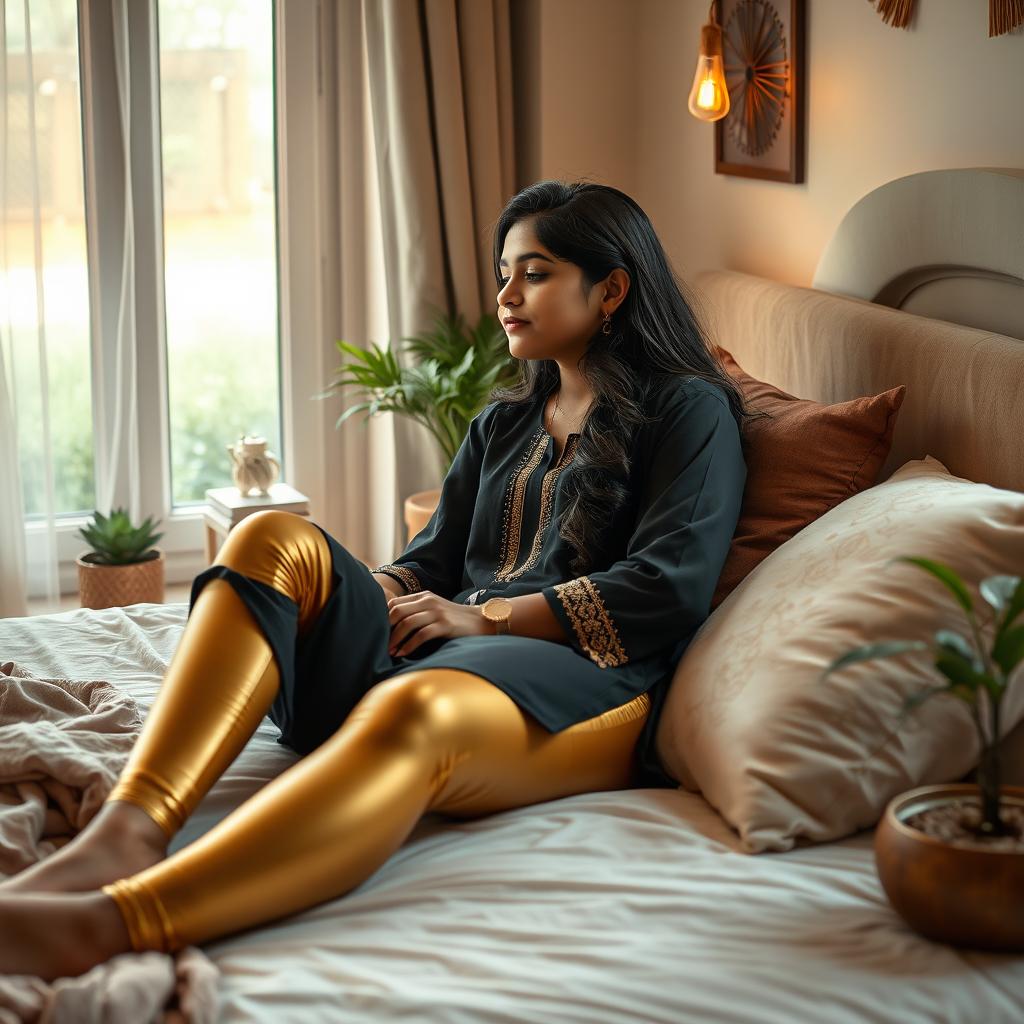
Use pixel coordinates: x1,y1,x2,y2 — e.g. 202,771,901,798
990,0,1024,37
867,0,916,29
868,0,1024,36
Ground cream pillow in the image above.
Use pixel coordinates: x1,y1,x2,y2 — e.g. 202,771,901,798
655,456,1024,853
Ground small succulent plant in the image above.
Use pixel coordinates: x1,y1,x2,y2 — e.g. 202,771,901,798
77,507,164,566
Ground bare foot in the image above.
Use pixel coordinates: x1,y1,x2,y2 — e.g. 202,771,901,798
1,801,168,894
0,891,131,981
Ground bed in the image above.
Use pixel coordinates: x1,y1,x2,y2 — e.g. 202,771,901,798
4,602,1022,1023
3,169,1024,1022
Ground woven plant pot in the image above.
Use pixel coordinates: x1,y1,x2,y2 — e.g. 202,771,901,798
76,549,165,609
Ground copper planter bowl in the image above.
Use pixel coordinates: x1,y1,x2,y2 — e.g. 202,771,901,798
874,783,1024,952
404,488,441,546
76,550,166,609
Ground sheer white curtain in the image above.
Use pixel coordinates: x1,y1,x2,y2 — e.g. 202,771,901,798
1,0,55,617
0,318,29,618
0,0,141,617
0,37,28,615
99,0,144,526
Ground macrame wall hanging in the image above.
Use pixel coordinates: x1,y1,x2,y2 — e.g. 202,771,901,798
866,0,1024,37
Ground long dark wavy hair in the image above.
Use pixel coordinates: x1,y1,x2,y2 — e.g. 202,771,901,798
489,179,767,577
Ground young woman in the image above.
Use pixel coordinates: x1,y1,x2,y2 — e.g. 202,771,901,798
0,180,756,980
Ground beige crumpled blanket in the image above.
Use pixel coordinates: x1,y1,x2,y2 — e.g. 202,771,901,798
0,661,219,1024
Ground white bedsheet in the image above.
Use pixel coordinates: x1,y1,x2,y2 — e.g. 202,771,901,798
2,604,1022,1023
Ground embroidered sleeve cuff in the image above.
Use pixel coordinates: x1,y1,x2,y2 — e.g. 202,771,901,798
542,576,629,669
370,565,422,595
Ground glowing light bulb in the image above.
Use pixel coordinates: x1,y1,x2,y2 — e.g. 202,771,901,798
688,22,730,122
697,75,719,110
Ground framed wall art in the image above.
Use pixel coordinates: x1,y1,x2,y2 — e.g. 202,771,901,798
714,0,806,183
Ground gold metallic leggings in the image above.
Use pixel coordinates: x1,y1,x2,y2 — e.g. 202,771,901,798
101,510,651,953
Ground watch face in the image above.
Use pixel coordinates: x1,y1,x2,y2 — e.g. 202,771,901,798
485,597,512,618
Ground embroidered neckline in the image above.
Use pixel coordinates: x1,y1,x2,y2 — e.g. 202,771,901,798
496,434,580,583
490,412,581,583
493,431,549,579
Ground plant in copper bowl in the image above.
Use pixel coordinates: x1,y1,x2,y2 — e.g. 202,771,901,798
318,306,519,543
820,557,1024,952
320,307,518,473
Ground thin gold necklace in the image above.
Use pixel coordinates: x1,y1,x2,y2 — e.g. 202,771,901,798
547,391,560,432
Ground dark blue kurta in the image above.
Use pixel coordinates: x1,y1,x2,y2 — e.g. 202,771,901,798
370,377,747,787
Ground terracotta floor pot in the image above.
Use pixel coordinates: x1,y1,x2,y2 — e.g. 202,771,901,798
404,488,441,546
874,783,1024,952
77,550,166,609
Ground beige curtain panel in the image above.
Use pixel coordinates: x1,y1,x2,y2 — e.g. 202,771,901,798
327,0,517,568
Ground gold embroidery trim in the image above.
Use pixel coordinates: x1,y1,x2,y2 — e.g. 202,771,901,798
494,431,549,579
371,564,422,594
552,575,628,668
564,690,651,733
500,434,581,582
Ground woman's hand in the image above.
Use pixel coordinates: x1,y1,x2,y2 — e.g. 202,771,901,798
386,591,490,657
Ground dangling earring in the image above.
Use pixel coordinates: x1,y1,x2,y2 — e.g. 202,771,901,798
601,312,613,336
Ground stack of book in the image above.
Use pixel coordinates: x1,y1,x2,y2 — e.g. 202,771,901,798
204,482,311,534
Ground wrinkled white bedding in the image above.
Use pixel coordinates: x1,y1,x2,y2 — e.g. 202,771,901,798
2,604,1022,1024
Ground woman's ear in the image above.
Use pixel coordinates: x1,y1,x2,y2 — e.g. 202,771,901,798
603,268,630,311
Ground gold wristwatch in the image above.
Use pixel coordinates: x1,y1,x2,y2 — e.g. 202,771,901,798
481,596,513,635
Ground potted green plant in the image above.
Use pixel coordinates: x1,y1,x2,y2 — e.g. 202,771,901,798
821,557,1024,952
76,507,165,609
319,307,518,540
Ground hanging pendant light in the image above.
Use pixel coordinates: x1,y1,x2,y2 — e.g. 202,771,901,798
688,1,731,122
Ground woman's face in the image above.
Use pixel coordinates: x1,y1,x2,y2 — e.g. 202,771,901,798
496,219,609,362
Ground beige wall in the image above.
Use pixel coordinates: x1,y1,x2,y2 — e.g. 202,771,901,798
518,0,1024,288
512,0,642,201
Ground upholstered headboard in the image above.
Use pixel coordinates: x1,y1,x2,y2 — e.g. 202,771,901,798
811,167,1024,342
691,269,1024,494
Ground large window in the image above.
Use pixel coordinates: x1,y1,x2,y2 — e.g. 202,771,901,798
5,0,320,600
4,0,281,515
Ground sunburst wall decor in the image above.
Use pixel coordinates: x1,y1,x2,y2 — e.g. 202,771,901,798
714,0,806,183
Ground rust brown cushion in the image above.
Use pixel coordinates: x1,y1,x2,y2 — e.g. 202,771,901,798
711,346,907,611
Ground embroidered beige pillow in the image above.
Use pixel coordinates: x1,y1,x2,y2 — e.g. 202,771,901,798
655,456,1024,853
